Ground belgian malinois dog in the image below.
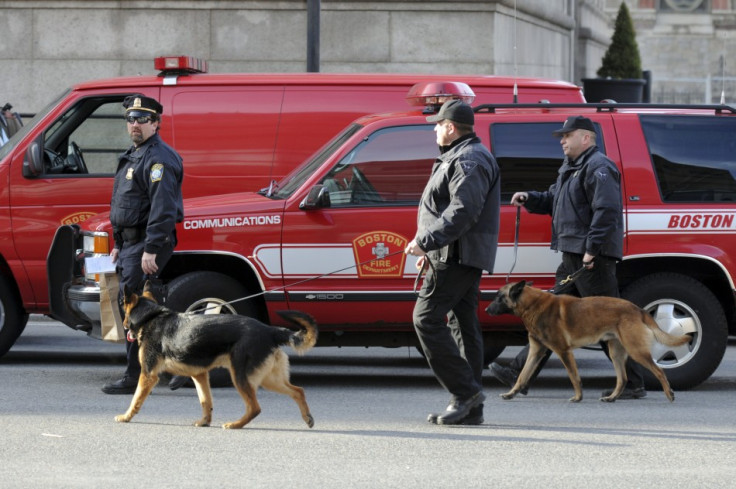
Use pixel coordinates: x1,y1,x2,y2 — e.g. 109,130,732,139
486,281,690,402
115,281,318,429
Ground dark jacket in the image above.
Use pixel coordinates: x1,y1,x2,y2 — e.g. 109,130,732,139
110,133,184,254
415,133,500,273
524,145,623,260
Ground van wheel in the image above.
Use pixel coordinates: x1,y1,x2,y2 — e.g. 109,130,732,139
165,272,260,388
0,277,29,359
165,271,259,318
621,272,727,390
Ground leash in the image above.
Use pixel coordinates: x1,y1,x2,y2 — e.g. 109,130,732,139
191,249,410,314
505,206,521,283
412,255,437,297
555,264,589,289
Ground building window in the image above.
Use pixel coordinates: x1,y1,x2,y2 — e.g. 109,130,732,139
659,0,708,12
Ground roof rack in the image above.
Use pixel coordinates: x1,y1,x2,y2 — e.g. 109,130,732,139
473,102,736,115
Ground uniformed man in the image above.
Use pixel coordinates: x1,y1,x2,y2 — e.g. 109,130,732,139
405,99,501,425
102,94,184,395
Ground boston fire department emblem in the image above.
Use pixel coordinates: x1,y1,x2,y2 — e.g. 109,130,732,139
352,231,408,278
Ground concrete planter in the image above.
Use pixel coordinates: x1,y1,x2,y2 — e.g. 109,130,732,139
582,78,646,103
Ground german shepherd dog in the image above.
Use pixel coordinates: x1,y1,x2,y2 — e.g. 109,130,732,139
115,281,318,429
486,281,691,402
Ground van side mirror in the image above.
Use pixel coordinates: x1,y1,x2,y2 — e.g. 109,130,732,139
299,184,331,210
23,140,44,178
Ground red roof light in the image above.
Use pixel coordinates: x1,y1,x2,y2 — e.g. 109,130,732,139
154,56,208,74
406,81,476,108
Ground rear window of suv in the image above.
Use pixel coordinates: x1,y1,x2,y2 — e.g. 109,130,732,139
641,115,736,203
490,122,604,203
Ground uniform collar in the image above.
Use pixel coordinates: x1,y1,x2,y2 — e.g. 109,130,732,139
439,132,476,154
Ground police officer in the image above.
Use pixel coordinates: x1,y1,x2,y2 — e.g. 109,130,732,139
405,100,501,425
101,94,184,395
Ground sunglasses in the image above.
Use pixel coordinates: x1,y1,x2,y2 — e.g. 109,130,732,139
125,115,153,124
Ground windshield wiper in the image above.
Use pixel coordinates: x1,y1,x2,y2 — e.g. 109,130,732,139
258,179,280,197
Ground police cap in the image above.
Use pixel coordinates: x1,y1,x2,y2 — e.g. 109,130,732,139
123,94,163,117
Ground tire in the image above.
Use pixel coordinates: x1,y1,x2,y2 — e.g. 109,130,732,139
165,271,260,388
621,272,728,390
166,271,259,318
0,277,29,359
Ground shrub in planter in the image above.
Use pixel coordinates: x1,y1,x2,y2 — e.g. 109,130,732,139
583,2,645,103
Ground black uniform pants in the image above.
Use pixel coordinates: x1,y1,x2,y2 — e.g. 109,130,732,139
117,240,174,378
509,252,645,389
412,258,484,401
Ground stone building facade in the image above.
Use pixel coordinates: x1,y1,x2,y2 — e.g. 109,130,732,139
1,0,735,112
617,0,736,102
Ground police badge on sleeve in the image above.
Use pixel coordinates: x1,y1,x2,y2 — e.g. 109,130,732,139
150,163,164,183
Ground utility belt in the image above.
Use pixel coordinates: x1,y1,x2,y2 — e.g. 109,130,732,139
120,226,146,245
429,241,459,263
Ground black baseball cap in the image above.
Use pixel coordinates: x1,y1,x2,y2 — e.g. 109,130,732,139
552,116,595,136
123,94,163,117
426,99,474,125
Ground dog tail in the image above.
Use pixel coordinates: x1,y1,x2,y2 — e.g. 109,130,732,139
276,310,319,354
643,311,691,347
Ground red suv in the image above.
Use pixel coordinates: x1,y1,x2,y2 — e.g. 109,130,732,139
49,87,736,390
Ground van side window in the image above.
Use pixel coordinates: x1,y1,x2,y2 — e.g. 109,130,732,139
43,97,129,176
321,125,437,207
640,115,736,203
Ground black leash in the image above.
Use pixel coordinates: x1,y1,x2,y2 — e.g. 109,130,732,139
412,255,437,297
192,249,410,314
554,264,589,291
505,206,521,283
506,202,589,293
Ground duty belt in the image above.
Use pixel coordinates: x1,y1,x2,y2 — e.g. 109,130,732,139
121,226,146,244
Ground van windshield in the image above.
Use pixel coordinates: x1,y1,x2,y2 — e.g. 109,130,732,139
0,89,70,161
266,123,362,200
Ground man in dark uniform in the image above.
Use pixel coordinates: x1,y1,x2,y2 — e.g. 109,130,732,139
101,94,184,395
405,99,501,425
490,115,646,399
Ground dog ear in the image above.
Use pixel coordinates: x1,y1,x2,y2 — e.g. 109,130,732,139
141,280,156,302
509,281,526,300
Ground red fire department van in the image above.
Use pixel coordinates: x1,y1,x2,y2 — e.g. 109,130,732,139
0,56,585,358
48,81,736,390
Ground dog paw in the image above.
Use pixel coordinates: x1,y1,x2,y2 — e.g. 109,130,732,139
114,414,131,423
222,421,245,429
599,396,616,403
569,396,583,403
194,420,211,427
500,391,516,400
305,414,314,428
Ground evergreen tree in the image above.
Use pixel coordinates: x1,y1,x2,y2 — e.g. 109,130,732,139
597,2,642,79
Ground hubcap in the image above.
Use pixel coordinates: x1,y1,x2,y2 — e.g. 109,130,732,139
185,298,238,315
645,299,699,369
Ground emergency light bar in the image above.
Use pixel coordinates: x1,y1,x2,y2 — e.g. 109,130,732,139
154,56,208,74
406,81,475,108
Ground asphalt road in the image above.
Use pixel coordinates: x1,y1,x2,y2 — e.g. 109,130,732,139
1,316,735,489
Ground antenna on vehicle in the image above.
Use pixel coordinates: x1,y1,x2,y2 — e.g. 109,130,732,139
512,0,518,103
720,50,726,105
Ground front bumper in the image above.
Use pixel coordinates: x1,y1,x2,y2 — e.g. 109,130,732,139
67,284,102,338
47,225,103,338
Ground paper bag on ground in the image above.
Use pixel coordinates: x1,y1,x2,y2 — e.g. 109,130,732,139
99,272,125,343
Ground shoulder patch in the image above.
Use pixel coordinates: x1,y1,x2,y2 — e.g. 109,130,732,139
460,160,478,176
150,163,164,183
595,169,609,183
